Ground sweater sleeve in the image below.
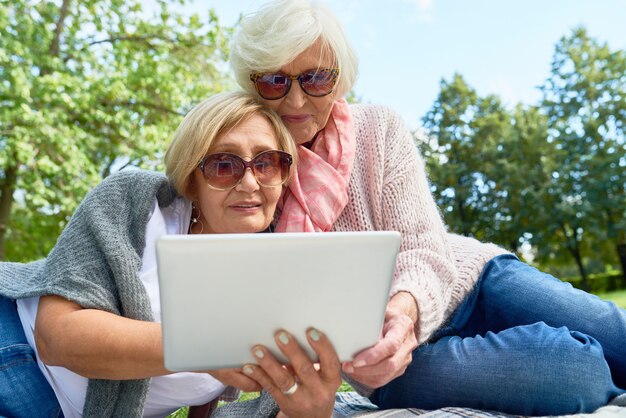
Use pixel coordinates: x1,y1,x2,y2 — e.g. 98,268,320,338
41,170,175,320
376,106,458,344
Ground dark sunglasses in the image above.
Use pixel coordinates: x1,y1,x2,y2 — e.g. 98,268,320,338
198,150,293,191
249,68,339,100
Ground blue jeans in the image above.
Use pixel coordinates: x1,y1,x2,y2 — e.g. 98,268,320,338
370,254,626,416
0,295,63,418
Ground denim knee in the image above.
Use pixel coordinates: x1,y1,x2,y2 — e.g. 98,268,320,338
370,322,622,416
543,328,623,414
483,324,622,415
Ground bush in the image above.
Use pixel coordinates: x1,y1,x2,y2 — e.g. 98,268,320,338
564,271,626,293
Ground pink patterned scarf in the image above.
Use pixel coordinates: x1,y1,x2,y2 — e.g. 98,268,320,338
275,99,355,232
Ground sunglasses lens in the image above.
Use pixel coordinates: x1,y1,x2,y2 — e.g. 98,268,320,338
253,151,291,187
300,69,337,96
199,151,292,190
201,154,244,190
255,74,291,100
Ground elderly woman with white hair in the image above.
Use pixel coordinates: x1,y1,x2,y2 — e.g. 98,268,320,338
212,0,626,417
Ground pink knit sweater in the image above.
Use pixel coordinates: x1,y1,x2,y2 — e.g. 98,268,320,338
332,104,508,344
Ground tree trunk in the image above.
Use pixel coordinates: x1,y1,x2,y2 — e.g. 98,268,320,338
617,242,626,286
0,164,18,261
571,248,590,292
560,223,590,291
49,0,71,57
605,210,626,286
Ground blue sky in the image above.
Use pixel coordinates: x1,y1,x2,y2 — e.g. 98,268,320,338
204,0,626,128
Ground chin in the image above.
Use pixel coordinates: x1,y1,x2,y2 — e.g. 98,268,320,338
232,220,270,234
291,126,317,145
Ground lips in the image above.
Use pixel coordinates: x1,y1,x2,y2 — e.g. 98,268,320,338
229,201,262,209
281,114,311,124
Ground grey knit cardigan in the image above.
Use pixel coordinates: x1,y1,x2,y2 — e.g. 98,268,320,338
0,169,177,417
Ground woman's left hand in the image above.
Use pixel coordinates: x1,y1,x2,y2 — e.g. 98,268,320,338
242,328,341,418
341,292,418,388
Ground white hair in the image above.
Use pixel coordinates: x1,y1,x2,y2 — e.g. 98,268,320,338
230,0,359,97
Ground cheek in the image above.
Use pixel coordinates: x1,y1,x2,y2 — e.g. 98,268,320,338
264,188,283,209
196,187,226,220
314,99,335,129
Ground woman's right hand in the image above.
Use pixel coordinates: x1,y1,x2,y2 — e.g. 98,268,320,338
242,328,341,418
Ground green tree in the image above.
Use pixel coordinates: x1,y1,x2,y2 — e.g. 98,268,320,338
421,74,538,253
421,74,494,238
488,105,553,254
0,0,232,261
541,27,626,283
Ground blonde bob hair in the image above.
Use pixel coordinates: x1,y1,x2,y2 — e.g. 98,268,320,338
230,0,358,97
165,91,297,200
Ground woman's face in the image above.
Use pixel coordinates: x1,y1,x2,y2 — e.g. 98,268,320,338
259,41,338,145
192,114,283,234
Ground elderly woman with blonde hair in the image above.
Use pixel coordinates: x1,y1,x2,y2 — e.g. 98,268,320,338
0,91,303,417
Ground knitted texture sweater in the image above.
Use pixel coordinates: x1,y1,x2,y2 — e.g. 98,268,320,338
0,169,176,417
335,104,508,344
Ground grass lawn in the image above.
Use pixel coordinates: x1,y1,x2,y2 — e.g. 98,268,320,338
597,288,626,308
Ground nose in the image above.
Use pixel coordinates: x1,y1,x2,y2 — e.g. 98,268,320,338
283,80,307,108
235,168,260,193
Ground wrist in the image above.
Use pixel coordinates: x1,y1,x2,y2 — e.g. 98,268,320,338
389,291,418,324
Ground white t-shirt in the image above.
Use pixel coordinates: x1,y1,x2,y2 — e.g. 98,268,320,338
16,197,226,418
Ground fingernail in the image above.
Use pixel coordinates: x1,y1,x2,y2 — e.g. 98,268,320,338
278,332,289,345
254,348,265,359
243,365,254,375
353,360,367,368
309,328,320,342
344,363,354,373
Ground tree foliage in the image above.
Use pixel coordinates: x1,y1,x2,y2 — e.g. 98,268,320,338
421,28,626,283
421,74,550,255
541,27,626,283
0,0,232,261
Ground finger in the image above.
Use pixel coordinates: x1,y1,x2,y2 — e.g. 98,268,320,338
346,354,404,377
349,333,400,369
206,368,262,392
242,363,291,401
274,330,319,384
306,328,341,382
344,336,415,388
251,344,297,394
350,315,412,368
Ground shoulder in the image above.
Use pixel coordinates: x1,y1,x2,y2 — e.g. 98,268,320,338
82,169,176,212
349,103,404,127
348,103,412,154
102,169,168,187
95,169,171,195
348,103,408,142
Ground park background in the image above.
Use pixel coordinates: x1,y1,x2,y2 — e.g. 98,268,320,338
1,0,625,294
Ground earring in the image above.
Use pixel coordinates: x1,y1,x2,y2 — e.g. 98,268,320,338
189,202,204,234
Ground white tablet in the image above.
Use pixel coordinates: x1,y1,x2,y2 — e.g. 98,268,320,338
156,231,401,371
